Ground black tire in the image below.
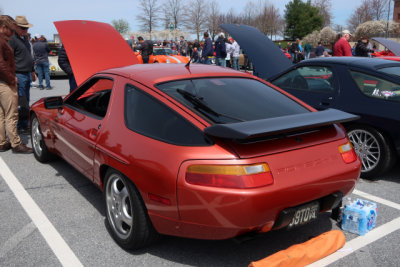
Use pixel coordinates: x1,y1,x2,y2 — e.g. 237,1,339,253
103,169,159,249
30,114,55,162
347,125,395,178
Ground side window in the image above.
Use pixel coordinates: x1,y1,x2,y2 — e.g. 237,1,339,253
124,84,211,146
273,66,334,92
65,77,113,117
350,71,400,102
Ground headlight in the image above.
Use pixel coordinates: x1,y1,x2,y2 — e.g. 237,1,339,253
51,66,56,71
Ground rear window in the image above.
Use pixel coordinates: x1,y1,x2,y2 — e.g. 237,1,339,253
156,78,309,124
378,66,400,77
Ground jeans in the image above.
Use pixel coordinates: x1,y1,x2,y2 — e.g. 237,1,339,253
16,72,30,129
36,61,51,88
216,57,226,67
201,57,211,64
232,57,239,70
305,52,310,60
68,74,78,93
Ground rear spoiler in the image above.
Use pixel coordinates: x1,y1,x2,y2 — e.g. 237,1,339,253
204,109,359,140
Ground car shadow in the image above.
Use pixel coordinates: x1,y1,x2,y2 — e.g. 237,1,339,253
45,158,105,216
40,156,335,266
360,163,400,183
129,213,334,266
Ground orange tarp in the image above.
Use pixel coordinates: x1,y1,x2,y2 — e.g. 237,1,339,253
249,230,345,267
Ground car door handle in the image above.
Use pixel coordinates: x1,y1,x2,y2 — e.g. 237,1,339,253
89,128,98,139
320,97,333,106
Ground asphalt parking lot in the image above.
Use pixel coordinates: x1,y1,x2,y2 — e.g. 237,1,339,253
0,78,399,266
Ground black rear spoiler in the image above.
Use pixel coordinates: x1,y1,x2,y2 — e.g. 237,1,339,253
204,109,359,140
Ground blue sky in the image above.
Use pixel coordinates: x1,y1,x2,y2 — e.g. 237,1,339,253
1,0,367,40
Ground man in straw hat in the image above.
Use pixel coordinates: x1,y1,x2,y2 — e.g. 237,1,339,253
0,15,33,153
9,15,36,134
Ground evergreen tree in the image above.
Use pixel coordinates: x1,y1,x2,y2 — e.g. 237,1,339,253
284,0,323,39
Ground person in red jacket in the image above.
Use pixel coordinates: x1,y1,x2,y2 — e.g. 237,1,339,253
333,30,353,57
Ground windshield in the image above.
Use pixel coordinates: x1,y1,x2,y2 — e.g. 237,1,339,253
156,78,309,124
378,66,400,78
153,48,173,56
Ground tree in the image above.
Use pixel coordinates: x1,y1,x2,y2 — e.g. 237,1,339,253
354,20,400,39
284,0,324,40
347,0,389,32
183,0,209,41
207,0,221,41
255,2,283,39
312,0,333,27
136,0,161,39
163,0,183,31
111,19,130,34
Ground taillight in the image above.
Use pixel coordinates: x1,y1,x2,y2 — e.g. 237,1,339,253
339,142,358,163
185,163,274,189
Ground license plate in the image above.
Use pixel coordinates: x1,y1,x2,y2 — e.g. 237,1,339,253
288,202,319,228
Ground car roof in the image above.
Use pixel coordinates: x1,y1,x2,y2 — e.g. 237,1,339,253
298,57,400,71
100,63,254,85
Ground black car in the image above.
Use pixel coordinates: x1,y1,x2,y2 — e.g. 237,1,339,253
223,24,400,178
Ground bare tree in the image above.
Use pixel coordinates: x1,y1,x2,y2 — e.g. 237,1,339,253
241,1,258,27
347,0,390,32
347,0,374,32
163,0,183,30
369,0,390,20
136,0,161,39
312,0,333,27
254,2,282,39
183,0,209,41
207,0,220,40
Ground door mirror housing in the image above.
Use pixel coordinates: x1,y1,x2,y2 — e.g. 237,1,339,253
44,96,64,109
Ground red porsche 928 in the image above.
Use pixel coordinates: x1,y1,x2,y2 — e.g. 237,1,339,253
29,20,361,249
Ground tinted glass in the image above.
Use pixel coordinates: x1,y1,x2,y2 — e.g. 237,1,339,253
350,71,400,102
378,67,400,78
153,48,173,55
156,78,308,124
273,66,334,92
124,84,211,146
65,78,113,118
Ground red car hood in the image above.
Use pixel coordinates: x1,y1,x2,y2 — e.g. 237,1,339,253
54,20,139,85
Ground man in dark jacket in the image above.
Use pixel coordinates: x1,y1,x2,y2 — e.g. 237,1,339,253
135,36,153,64
355,37,374,57
33,35,51,89
0,15,33,153
315,42,325,57
201,32,213,64
214,32,226,67
58,45,77,93
9,15,36,132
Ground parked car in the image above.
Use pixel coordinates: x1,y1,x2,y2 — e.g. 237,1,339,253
371,37,400,62
47,42,67,77
222,24,400,178
135,47,189,64
31,20,360,249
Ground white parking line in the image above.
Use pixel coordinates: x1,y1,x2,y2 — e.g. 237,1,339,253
309,189,400,266
309,217,400,266
0,157,83,267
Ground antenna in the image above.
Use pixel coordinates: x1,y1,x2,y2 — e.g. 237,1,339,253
185,57,192,68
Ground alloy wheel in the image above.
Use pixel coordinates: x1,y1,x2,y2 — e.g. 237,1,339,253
31,117,43,157
105,173,133,240
348,129,380,173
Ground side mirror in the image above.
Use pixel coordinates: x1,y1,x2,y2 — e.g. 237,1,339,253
44,96,63,109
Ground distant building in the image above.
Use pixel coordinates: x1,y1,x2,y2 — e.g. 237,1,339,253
394,0,400,23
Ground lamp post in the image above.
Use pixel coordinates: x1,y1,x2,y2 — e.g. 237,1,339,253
386,0,392,38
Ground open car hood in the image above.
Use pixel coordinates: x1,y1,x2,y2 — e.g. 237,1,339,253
54,20,139,85
371,37,400,56
220,24,293,80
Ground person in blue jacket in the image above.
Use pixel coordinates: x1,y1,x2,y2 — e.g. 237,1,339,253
201,32,213,65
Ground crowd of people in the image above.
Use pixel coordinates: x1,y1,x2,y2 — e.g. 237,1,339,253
286,29,377,63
